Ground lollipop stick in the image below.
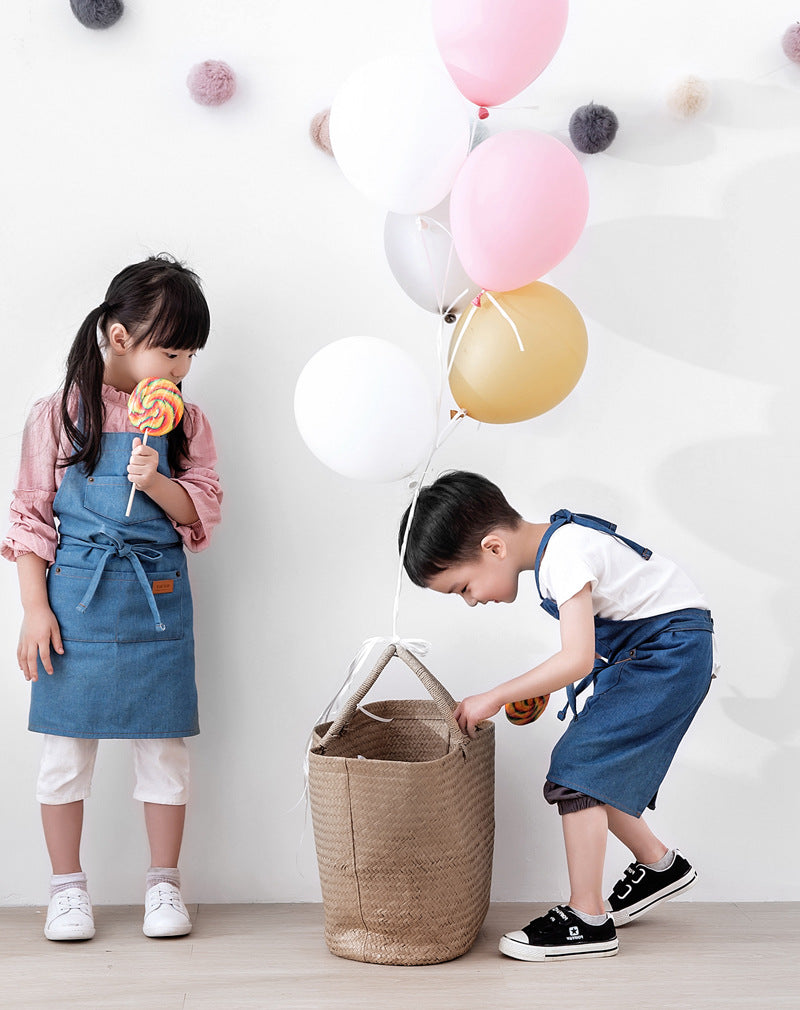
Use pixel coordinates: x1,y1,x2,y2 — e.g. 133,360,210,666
125,431,149,517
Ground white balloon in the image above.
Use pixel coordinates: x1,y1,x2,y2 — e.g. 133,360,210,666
294,337,436,483
384,198,480,315
330,55,471,214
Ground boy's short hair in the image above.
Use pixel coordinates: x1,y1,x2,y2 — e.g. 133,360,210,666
398,471,522,587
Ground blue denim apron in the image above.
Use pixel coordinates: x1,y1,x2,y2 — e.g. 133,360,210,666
535,510,713,817
30,432,198,739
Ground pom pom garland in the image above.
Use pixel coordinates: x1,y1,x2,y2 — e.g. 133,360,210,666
782,23,800,64
186,60,237,107
568,102,619,154
666,75,711,119
70,0,124,29
310,109,333,156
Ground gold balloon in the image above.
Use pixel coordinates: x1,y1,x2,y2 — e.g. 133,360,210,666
448,282,588,424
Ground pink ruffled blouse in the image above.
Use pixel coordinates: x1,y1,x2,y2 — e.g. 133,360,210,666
2,384,222,563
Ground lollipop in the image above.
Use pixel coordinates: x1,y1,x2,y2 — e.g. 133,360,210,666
125,377,184,516
505,694,550,726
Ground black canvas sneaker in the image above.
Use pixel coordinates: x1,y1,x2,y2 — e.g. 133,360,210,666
605,849,697,926
499,905,618,961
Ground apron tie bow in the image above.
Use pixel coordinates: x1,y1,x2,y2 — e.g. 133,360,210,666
64,534,167,633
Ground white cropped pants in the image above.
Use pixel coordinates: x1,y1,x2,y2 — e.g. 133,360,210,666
36,735,190,805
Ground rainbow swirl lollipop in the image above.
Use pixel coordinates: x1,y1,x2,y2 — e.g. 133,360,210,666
125,378,184,516
505,694,550,726
127,377,184,437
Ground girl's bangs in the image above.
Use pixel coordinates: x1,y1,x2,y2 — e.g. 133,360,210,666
144,280,210,352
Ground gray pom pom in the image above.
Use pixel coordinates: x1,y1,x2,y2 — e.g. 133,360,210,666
70,1,124,30
569,102,619,154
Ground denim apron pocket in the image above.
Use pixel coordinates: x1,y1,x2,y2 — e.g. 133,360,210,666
48,561,186,643
83,474,166,527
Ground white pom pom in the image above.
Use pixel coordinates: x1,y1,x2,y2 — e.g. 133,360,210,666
666,76,711,119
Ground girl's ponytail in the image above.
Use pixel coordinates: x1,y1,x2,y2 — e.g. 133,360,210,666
59,304,108,473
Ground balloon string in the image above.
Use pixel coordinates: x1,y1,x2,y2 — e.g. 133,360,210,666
446,290,525,378
468,111,479,150
297,414,466,816
418,220,446,315
392,409,466,639
443,287,468,315
434,311,446,419
493,103,540,112
484,292,525,352
446,300,480,375
418,214,461,320
418,216,454,243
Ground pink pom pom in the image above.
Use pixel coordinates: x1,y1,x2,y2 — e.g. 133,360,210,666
186,60,237,107
782,23,800,64
310,109,333,156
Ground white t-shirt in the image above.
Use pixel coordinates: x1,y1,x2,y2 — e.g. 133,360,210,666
537,523,710,621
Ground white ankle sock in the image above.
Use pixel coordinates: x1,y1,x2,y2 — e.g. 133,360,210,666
569,906,609,926
146,867,180,890
645,849,675,872
50,871,88,898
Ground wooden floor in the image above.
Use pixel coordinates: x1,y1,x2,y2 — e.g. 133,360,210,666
1,902,798,1009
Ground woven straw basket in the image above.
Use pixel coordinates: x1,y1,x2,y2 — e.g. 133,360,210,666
308,643,495,965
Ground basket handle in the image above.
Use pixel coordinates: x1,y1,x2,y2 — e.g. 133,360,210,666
316,643,468,750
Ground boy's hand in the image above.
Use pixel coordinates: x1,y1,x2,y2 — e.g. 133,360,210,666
127,437,160,492
454,692,501,738
18,604,64,681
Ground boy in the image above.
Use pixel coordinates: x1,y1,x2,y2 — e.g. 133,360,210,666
399,471,714,961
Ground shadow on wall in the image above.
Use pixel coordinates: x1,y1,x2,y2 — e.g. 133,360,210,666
653,391,797,746
654,399,795,574
553,151,800,383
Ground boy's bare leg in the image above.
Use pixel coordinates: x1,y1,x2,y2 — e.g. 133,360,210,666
561,804,609,916
605,806,668,865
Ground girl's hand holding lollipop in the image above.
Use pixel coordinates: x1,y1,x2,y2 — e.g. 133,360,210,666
125,377,184,516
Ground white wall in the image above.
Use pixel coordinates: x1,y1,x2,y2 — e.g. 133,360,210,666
1,1,798,906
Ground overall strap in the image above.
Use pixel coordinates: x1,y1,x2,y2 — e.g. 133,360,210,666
533,512,573,602
533,509,652,612
533,510,654,724
552,509,653,561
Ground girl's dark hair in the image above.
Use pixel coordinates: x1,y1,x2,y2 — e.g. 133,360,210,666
60,254,210,475
398,471,522,587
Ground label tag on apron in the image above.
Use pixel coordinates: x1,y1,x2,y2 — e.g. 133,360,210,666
152,580,174,595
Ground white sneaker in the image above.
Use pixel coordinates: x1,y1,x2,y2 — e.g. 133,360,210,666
45,886,95,941
142,882,192,938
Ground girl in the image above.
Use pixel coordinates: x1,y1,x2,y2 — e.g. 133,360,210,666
3,255,222,941
399,471,715,962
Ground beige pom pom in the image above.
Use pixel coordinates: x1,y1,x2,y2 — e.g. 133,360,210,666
666,76,711,119
310,109,333,156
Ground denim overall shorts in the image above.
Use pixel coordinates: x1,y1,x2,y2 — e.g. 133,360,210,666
534,510,714,817
30,432,198,739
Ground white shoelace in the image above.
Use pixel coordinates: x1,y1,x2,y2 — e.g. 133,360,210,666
146,883,185,913
50,890,91,916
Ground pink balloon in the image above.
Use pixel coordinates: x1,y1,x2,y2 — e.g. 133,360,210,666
432,0,569,108
450,131,589,292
